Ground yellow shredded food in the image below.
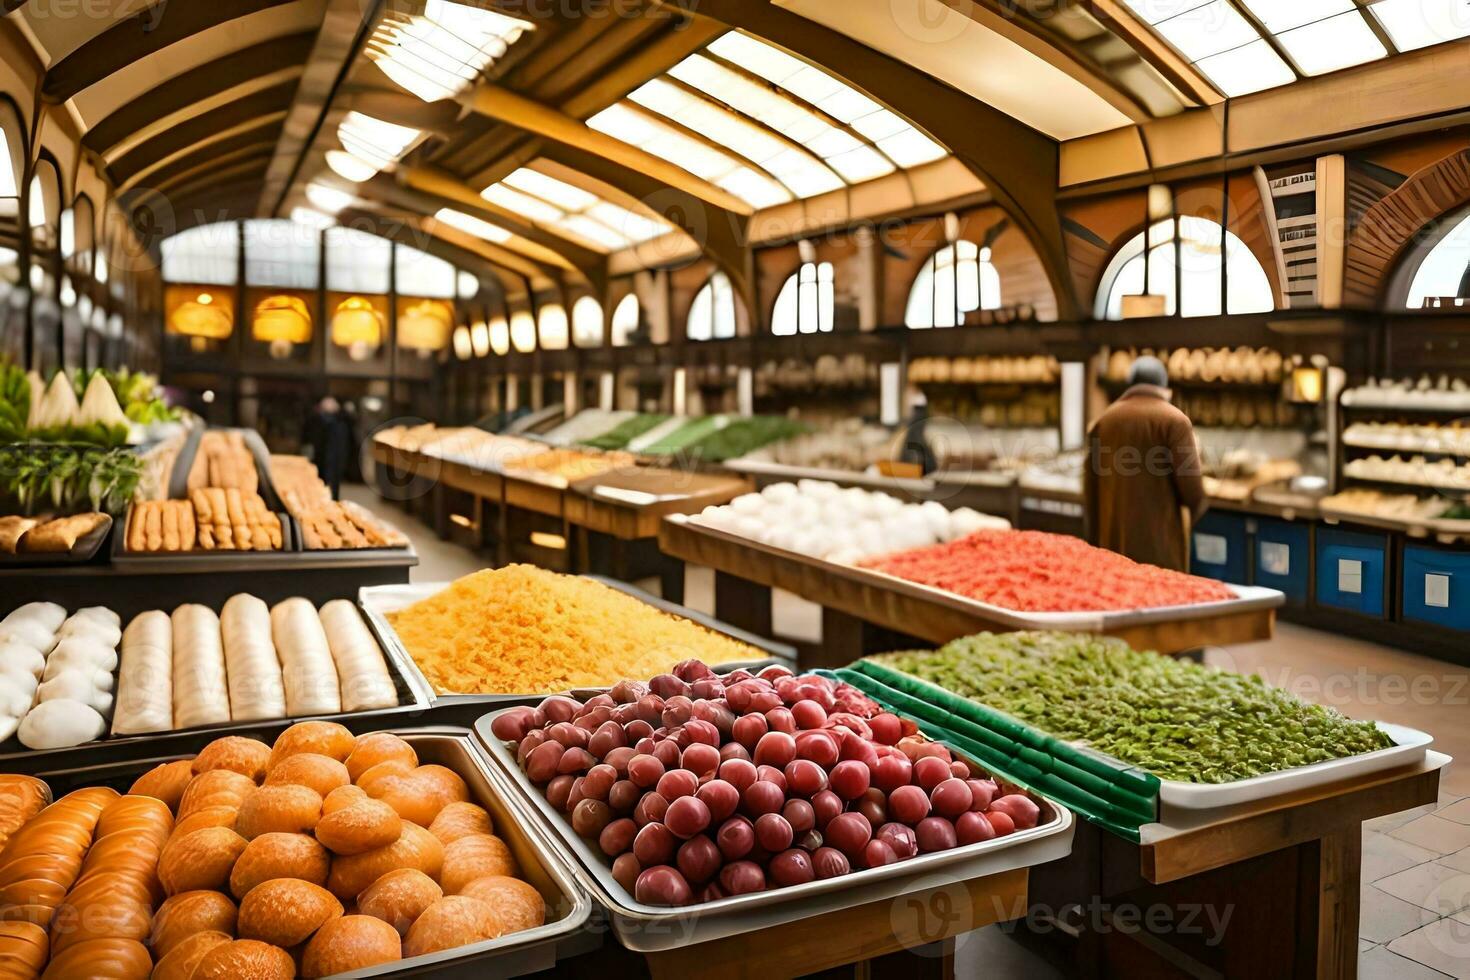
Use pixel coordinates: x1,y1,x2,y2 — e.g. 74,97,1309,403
387,565,762,694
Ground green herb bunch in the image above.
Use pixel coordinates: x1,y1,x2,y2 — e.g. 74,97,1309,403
0,444,142,516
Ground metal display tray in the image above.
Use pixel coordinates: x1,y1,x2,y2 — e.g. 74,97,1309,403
23,729,595,979
475,707,1073,952
111,506,298,563
666,513,1285,633
359,576,796,710
0,598,431,774
0,514,112,566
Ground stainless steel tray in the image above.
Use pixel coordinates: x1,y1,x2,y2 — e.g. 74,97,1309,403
25,728,595,978
474,707,1075,952
360,577,794,710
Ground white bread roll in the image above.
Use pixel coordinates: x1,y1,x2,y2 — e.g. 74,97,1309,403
17,699,105,749
113,611,174,736
221,594,286,721
270,598,341,716
318,600,396,712
1,602,65,632
172,604,230,728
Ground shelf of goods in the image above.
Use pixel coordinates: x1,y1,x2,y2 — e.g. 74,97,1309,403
659,481,1282,661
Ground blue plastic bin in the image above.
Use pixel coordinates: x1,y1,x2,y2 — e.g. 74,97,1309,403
1253,517,1311,603
1191,510,1250,585
1402,545,1470,632
1315,527,1388,617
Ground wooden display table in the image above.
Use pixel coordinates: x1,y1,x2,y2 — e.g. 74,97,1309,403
658,517,1278,665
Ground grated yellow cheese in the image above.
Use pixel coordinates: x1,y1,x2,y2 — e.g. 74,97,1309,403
386,565,762,695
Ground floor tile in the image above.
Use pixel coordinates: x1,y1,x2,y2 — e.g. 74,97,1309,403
1393,816,1470,857
1387,919,1470,978
1363,938,1377,953
1373,803,1452,834
1377,863,1470,915
1360,945,1453,979
1442,849,1470,875
1437,800,1470,826
1362,884,1440,944
1368,832,1443,882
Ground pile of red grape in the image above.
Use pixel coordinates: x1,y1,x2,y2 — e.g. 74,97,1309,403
491,660,1042,907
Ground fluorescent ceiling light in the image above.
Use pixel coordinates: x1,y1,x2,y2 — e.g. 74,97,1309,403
1153,0,1258,60
325,150,378,183
367,0,531,103
1371,0,1470,50
1275,11,1386,74
290,206,336,230
433,207,511,243
1193,38,1295,95
336,112,420,172
306,183,355,213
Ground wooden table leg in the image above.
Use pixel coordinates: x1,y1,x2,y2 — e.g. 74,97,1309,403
659,557,685,605
1299,828,1361,979
714,570,772,638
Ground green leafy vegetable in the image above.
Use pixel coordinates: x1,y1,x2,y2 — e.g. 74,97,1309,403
0,444,142,516
580,414,670,450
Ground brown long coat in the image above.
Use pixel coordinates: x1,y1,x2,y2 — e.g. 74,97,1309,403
1083,384,1207,572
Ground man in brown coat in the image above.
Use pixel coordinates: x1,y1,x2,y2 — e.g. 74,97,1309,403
1084,356,1207,571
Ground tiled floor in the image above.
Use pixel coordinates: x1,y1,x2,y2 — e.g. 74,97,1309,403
349,483,1470,976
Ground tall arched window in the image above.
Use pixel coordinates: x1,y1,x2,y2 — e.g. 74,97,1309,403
771,262,834,335
687,271,736,340
905,241,1000,328
537,302,569,350
611,293,639,347
1095,216,1273,320
28,159,61,252
1405,209,1470,309
572,295,604,348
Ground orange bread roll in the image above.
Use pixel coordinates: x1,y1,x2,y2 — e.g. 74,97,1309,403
148,930,232,980
458,876,546,935
263,754,348,798
440,835,518,894
314,801,401,856
191,939,295,980
360,765,468,827
49,795,172,956
268,722,354,769
345,734,416,783
237,878,342,948
0,776,50,848
302,915,401,977
403,895,502,957
178,771,254,818
0,921,48,978
150,891,237,959
126,761,192,814
428,802,492,846
0,786,116,927
192,738,270,782
39,937,151,979
321,785,368,816
172,806,239,838
158,827,249,895
229,833,330,899
235,785,322,840
326,823,443,901
356,869,441,937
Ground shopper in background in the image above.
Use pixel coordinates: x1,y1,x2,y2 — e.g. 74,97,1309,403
1083,355,1206,571
304,396,351,500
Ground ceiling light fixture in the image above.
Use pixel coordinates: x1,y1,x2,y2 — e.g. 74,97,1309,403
367,0,531,103
325,149,378,183
306,183,355,214
433,208,511,243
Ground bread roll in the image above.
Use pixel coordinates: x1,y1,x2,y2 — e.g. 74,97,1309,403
191,939,295,979
268,721,353,768
229,833,330,899
36,670,114,715
458,876,545,934
314,800,401,856
172,806,239,838
38,937,151,979
172,605,230,729
178,770,254,819
0,776,50,848
318,601,397,712
360,765,468,827
193,737,270,782
441,835,518,894
112,611,173,736
150,891,237,958
16,699,106,750
321,785,368,816
269,599,341,716
148,930,231,980
0,921,47,978
428,802,492,846
44,638,117,676
0,644,45,681
57,610,120,649
345,733,416,783
219,595,286,722
327,823,444,901
235,785,322,840
404,895,503,956
263,754,348,798
302,914,402,977
127,760,194,813
356,869,441,937
1,603,64,635
0,786,116,927
158,827,248,895
237,878,342,947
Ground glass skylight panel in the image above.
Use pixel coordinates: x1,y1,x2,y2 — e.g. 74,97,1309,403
290,207,336,230
325,150,377,183
326,226,391,293
367,0,530,103
587,203,667,244
161,225,238,285
395,244,456,298
1239,0,1353,33
503,168,598,211
1119,0,1214,25
1153,0,1259,60
1276,11,1386,74
480,166,672,250
561,216,628,250
306,183,354,213
433,208,511,244
1193,38,1296,95
480,184,565,224
1372,0,1470,50
336,112,420,172
245,219,321,289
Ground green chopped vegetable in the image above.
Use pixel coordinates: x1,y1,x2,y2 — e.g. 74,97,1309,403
580,413,670,450
871,631,1393,784
0,444,142,516
682,416,810,462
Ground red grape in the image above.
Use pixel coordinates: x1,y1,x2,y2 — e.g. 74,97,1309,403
684,719,721,747
665,796,711,839
566,777,586,811
677,836,722,883
915,817,957,854
812,847,849,879
914,741,952,763
656,769,698,801
633,792,668,827
756,765,788,794
867,713,902,745
602,746,636,774
635,866,692,906
769,849,815,887
753,731,796,769
949,760,971,780
545,774,574,812
857,797,885,829
794,730,840,768
864,839,898,869
674,659,717,682
491,707,537,741
575,706,614,732
608,780,641,813
825,813,872,858
796,829,823,852
690,678,725,701
930,778,973,818
696,779,740,823
700,882,726,903
525,741,565,783
589,721,628,757
716,816,755,860
681,743,720,777
876,822,918,859
913,757,950,790
516,729,547,766
754,813,793,852
599,817,637,856
608,679,647,704
789,700,827,730
539,696,581,724
627,754,665,789
829,761,870,801
872,755,912,794
810,790,843,829
625,719,654,743
651,740,681,768
838,732,878,769
718,861,766,896
717,759,758,793
966,779,997,811
633,822,676,865
732,713,768,749
612,853,641,894
547,722,589,749
765,707,796,735
956,811,996,845
649,674,691,699
557,748,598,775
746,690,783,714
783,760,827,797
581,765,617,802
741,780,784,817
583,693,616,710
782,799,815,834
983,810,1015,837
988,795,1040,830
888,785,930,824
719,743,751,763
572,799,613,838
635,695,664,726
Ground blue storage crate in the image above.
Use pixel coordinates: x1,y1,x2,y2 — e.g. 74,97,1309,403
1315,527,1388,617
1253,517,1311,603
1403,546,1470,632
1191,510,1249,584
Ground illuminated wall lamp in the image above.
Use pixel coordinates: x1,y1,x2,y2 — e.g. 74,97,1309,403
253,294,312,359
330,296,383,361
400,299,454,356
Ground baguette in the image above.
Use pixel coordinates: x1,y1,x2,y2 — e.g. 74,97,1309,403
220,595,286,722
191,489,213,525
269,598,341,716
125,506,146,553
179,503,196,552
224,490,246,529
215,524,233,550
162,504,181,552
172,605,230,729
22,514,107,554
198,525,215,551
144,506,162,552
112,611,174,736
0,786,117,927
318,601,396,712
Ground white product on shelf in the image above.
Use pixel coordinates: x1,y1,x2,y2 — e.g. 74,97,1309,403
113,610,174,735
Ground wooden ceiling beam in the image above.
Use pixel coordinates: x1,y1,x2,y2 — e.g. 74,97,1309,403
109,82,299,186
347,198,563,286
124,142,283,207
42,0,300,103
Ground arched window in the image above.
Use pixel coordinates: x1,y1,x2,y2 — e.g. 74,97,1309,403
611,294,639,347
771,261,834,335
572,295,603,348
1404,209,1470,309
537,302,569,350
161,223,239,285
489,316,510,355
687,271,736,340
905,241,1000,328
1095,216,1273,320
28,158,61,252
510,309,536,353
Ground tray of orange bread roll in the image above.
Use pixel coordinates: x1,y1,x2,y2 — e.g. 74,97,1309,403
114,488,294,562
0,722,594,978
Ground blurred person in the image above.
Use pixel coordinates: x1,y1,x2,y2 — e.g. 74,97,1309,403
1083,356,1206,571
304,396,351,500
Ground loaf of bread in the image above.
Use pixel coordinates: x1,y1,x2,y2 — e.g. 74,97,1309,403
49,795,171,957
171,605,229,729
0,776,50,848
149,890,238,959
190,939,293,979
147,930,231,980
318,600,397,712
0,786,117,927
219,595,285,722
38,936,151,978
0,920,48,977
113,611,173,736
157,827,248,896
269,599,342,716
